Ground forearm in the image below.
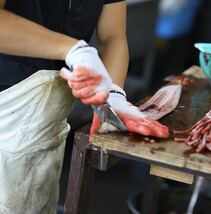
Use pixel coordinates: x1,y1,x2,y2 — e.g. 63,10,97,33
100,37,129,88
0,9,78,60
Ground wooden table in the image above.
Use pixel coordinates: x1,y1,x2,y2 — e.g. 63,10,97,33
64,66,211,214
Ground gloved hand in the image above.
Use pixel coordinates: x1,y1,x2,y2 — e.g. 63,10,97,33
90,84,169,139
60,40,112,105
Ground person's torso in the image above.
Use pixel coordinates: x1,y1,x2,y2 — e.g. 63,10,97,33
0,0,105,86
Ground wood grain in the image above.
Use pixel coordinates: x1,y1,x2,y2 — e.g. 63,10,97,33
150,165,194,184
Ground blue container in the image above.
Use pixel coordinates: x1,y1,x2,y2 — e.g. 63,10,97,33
156,0,200,39
194,43,211,78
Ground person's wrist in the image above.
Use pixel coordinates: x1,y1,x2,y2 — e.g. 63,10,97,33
55,34,79,60
66,40,89,57
110,83,126,98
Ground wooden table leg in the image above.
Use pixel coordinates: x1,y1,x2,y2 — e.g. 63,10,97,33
64,132,95,214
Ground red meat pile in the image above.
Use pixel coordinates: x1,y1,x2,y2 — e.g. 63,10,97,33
174,111,211,153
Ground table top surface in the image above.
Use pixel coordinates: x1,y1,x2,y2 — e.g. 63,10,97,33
87,66,211,176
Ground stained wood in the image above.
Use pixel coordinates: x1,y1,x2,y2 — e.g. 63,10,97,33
183,65,207,78
150,165,194,184
90,66,211,175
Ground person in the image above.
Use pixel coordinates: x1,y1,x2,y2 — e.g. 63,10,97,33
0,0,167,213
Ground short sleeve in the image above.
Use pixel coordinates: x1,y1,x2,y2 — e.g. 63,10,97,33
104,0,125,4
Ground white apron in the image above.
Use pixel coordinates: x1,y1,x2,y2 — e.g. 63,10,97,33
0,70,75,214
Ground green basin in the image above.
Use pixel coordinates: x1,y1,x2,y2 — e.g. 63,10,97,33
194,43,211,78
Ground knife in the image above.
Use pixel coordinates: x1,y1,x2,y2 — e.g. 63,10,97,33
92,103,128,131
92,103,128,170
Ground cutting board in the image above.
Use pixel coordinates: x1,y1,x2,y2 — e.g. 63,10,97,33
91,66,211,183
141,68,211,183
159,76,210,133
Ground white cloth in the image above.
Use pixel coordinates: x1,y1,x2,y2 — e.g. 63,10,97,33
0,70,75,214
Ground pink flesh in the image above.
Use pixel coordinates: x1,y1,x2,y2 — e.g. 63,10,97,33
170,75,195,85
174,111,211,153
206,142,211,151
89,111,169,141
139,84,182,120
89,84,185,141
89,82,184,141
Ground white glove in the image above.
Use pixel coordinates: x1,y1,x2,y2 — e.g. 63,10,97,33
60,40,112,105
90,84,169,139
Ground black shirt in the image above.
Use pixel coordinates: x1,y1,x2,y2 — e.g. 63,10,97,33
0,0,124,86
